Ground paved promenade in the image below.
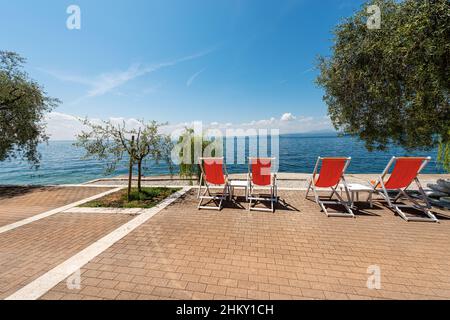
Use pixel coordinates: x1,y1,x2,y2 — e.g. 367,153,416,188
0,177,449,300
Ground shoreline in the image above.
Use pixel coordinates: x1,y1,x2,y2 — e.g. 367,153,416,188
2,173,448,190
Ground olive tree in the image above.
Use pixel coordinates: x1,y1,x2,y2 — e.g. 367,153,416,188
0,51,59,167
176,127,215,183
316,0,450,170
75,119,173,199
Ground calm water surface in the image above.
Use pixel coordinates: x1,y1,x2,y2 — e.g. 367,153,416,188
0,136,444,185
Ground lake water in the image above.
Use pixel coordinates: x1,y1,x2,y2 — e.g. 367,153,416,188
0,135,445,185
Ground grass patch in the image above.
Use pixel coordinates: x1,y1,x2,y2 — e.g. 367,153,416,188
81,187,180,209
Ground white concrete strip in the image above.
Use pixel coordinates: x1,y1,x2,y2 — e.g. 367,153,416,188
63,207,143,215
59,184,189,189
82,178,102,185
49,184,118,188
5,187,191,300
0,187,123,235
57,184,310,191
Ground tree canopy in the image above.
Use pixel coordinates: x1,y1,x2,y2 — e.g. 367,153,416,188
75,119,173,194
0,51,59,167
317,0,449,169
177,127,215,182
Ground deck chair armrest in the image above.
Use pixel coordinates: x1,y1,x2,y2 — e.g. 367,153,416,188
369,176,384,190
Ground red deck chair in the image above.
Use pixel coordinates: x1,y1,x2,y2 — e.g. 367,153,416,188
247,157,278,212
370,157,437,222
197,157,230,210
305,157,354,217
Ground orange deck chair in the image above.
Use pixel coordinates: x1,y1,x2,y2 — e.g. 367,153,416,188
247,157,278,212
197,157,230,210
306,157,354,217
370,157,437,222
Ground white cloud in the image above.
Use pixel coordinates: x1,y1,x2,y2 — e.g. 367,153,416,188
38,48,215,102
45,111,333,140
186,68,206,87
280,113,296,121
45,112,85,140
44,112,144,140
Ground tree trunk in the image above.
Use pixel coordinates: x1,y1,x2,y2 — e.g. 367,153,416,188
127,135,135,201
137,159,142,193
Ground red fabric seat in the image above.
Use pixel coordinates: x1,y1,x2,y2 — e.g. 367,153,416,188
203,159,225,185
251,158,272,186
315,158,347,188
383,158,425,189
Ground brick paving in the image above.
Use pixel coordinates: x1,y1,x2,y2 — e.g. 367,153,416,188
38,190,450,300
0,186,112,227
0,212,132,299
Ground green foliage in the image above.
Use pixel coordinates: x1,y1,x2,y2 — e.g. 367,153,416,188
81,187,179,209
438,132,450,172
316,0,450,170
75,119,173,175
0,51,60,167
75,119,174,197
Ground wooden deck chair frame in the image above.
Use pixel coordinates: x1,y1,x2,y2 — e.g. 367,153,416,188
247,157,278,212
197,157,230,211
370,157,438,223
305,157,354,218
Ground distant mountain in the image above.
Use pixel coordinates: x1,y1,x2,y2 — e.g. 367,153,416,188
281,130,338,137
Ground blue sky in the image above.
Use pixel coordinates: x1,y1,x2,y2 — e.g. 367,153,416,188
0,0,366,137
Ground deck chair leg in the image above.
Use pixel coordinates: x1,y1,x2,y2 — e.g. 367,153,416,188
341,177,352,206
416,178,432,209
393,205,409,221
318,200,328,215
392,201,437,222
198,197,204,209
379,180,394,208
404,183,438,223
271,186,275,213
342,202,354,217
329,188,336,200
380,182,438,223
392,191,403,203
312,186,320,204
421,209,438,223
334,190,355,217
197,175,202,199
399,203,438,223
